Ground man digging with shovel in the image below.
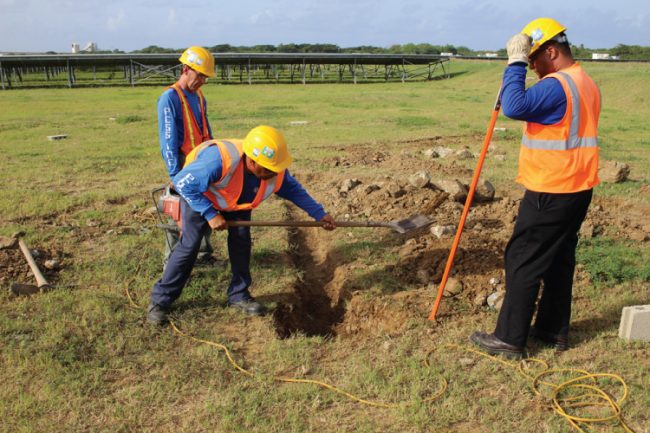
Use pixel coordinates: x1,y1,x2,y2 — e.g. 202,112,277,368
147,125,336,325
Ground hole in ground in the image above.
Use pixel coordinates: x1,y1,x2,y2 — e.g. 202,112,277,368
273,226,346,338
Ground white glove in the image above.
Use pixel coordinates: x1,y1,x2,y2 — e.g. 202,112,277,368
507,33,531,65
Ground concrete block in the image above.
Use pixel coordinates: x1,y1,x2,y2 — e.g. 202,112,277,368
618,305,650,342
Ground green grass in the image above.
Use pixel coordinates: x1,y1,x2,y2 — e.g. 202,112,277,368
1,59,649,433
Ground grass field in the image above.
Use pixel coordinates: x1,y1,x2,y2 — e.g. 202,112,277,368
1,59,649,433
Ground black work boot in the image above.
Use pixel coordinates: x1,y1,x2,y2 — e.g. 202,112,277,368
529,326,569,351
469,331,524,360
228,299,266,316
147,303,170,326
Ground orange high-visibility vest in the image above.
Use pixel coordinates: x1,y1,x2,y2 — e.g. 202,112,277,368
184,139,285,212
516,63,600,193
169,83,211,156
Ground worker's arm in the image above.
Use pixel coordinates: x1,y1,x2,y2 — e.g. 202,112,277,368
172,146,223,222
158,90,183,178
275,171,328,222
501,64,567,124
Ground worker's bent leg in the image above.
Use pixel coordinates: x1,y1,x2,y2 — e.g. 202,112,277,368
494,190,589,347
224,210,252,303
151,199,208,308
534,190,592,337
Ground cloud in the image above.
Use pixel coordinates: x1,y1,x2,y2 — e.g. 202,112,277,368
106,9,125,31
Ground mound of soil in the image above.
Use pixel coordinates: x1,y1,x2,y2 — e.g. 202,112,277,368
272,139,650,339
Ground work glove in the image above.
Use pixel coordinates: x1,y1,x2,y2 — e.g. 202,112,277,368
506,33,531,65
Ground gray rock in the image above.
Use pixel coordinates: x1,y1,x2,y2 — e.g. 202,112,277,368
487,291,505,310
423,148,440,159
433,146,454,158
364,183,382,194
432,179,468,202
455,149,474,160
489,277,500,286
340,178,362,193
386,182,406,198
475,180,496,202
408,171,431,188
430,225,455,239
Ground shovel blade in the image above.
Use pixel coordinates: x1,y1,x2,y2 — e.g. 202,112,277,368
391,214,433,234
10,282,41,296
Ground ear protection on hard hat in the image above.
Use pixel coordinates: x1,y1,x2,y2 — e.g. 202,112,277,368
242,126,293,173
179,46,216,78
521,17,567,57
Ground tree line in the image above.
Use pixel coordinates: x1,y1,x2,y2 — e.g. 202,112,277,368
109,43,650,60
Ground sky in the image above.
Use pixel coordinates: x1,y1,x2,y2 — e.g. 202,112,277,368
1,0,648,53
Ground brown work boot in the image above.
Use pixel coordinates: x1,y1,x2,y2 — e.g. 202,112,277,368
469,331,524,360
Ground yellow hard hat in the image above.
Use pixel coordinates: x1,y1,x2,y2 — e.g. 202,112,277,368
521,18,567,57
178,46,216,78
242,125,293,173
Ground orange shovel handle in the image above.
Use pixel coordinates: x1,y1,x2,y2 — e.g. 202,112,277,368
428,89,502,321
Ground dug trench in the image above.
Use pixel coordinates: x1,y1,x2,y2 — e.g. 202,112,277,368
269,138,650,340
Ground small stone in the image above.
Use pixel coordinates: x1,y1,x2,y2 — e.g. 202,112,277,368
386,183,406,198
408,171,431,188
475,180,496,202
423,148,440,159
430,225,455,239
455,149,474,160
487,291,505,310
489,277,500,286
443,277,463,297
432,179,468,203
44,259,61,270
416,269,431,284
494,154,506,161
473,293,487,306
433,146,454,158
364,184,381,194
340,178,362,193
599,160,630,183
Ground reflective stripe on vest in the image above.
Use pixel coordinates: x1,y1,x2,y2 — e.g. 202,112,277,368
169,84,210,155
521,72,598,151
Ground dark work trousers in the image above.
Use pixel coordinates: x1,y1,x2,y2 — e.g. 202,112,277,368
494,189,592,347
151,197,253,308
162,185,213,265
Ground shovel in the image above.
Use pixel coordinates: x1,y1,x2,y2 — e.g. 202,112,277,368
227,214,432,235
9,233,51,296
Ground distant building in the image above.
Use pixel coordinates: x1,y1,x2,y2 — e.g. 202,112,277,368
483,52,498,58
440,52,454,57
71,43,80,53
592,53,611,60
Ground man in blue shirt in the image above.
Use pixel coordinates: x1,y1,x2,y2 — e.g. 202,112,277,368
471,18,600,358
148,126,336,325
158,46,216,267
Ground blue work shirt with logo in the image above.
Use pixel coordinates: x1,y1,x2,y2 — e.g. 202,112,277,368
157,87,213,178
172,145,326,222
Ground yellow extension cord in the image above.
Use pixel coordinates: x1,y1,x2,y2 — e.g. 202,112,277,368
126,284,636,431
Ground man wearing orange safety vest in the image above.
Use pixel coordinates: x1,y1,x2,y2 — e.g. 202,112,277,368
471,18,600,359
148,126,336,325
157,46,216,266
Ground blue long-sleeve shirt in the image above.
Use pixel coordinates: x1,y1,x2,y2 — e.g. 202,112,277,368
501,63,567,125
158,87,213,178
172,145,326,222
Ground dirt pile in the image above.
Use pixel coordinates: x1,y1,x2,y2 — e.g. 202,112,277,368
272,140,650,339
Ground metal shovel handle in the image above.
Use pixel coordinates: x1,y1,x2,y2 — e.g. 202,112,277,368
226,220,391,229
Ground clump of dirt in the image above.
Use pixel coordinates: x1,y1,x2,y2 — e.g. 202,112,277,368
1,246,64,290
272,139,650,339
